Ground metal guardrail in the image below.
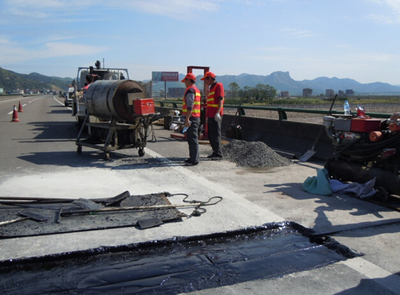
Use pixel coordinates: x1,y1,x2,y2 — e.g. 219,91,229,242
154,100,392,120
156,100,180,109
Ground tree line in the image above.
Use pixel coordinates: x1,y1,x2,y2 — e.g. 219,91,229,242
226,82,277,103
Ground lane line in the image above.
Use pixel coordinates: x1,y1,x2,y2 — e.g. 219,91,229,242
53,96,72,110
340,258,400,294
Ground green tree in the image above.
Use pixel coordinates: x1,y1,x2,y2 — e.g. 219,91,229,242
253,83,277,102
228,82,240,98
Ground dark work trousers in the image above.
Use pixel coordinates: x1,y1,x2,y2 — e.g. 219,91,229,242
207,117,223,157
187,117,200,163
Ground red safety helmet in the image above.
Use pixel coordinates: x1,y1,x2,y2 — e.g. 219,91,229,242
201,71,216,80
181,73,197,82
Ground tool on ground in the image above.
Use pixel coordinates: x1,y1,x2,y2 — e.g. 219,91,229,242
0,191,130,206
299,94,337,162
0,211,48,226
60,196,223,218
137,217,163,229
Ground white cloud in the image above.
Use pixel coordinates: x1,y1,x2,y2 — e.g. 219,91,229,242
280,28,318,38
0,38,10,44
366,0,400,23
4,0,220,21
43,42,108,57
254,46,301,52
0,42,108,65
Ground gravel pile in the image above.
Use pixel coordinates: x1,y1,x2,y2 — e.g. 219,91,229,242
222,140,292,167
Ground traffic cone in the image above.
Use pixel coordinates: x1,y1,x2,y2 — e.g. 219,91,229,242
18,101,23,112
11,105,19,122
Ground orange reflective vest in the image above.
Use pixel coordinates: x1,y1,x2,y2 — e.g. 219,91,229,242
206,82,224,118
182,85,201,118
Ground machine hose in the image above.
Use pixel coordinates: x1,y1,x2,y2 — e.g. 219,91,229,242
335,133,400,163
170,193,223,217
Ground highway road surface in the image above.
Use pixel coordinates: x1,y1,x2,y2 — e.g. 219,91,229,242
0,94,400,294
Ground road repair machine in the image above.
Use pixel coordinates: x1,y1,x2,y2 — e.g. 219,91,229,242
323,105,400,201
73,61,156,160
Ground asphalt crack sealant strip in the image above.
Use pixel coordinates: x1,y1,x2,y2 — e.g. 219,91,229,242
0,222,355,295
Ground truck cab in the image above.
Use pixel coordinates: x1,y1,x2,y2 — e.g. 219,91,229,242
72,61,129,127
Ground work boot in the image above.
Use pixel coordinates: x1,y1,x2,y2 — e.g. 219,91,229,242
211,155,222,161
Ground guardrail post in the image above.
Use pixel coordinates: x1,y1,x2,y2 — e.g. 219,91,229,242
277,108,287,121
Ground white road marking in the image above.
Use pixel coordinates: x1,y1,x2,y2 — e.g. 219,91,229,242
340,257,400,294
53,96,72,110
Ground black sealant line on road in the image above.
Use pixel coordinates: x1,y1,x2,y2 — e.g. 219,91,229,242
0,221,358,267
0,221,359,294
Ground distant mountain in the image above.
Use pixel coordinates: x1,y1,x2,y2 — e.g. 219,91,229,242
2,66,400,96
0,68,72,92
152,71,400,96
301,76,400,95
22,72,73,90
217,71,302,94
217,72,400,96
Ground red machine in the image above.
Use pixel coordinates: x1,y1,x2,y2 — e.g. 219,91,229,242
324,111,400,201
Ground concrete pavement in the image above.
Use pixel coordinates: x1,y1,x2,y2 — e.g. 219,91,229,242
0,106,400,293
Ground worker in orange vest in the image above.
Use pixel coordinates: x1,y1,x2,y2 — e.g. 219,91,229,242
201,71,224,160
182,73,201,166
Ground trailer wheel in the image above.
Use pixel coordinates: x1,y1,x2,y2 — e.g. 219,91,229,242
138,148,145,157
77,146,82,155
375,186,389,202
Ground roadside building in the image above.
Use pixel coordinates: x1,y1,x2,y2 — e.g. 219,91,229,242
345,89,354,96
302,88,313,97
281,91,289,98
325,89,335,97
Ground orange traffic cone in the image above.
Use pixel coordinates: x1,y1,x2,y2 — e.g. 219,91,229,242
11,105,19,122
18,101,23,112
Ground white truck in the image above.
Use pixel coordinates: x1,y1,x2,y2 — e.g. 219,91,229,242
64,85,75,106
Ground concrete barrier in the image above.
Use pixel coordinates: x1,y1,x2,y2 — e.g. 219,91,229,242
156,106,334,161
222,114,334,160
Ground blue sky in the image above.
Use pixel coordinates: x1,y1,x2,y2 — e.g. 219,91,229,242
1,0,400,85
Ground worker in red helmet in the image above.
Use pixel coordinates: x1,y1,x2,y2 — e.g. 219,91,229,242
201,71,224,160
182,73,201,166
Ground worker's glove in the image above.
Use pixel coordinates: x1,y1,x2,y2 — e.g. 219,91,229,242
214,113,222,123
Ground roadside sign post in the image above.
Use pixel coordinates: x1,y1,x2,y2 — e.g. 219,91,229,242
152,71,179,99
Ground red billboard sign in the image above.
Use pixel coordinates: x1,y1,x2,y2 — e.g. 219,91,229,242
161,72,179,82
